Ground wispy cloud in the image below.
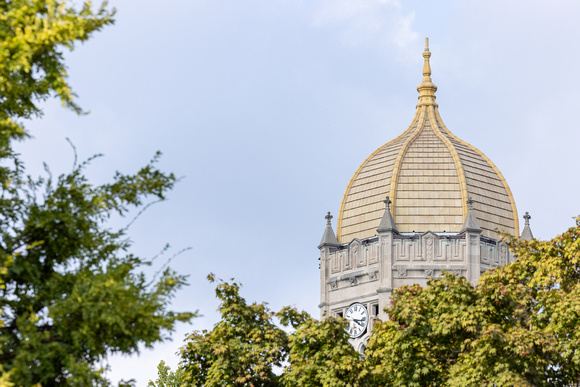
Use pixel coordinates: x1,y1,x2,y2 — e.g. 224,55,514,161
311,0,419,59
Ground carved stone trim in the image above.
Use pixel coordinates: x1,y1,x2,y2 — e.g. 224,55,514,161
340,270,371,287
500,243,508,266
376,287,393,293
331,252,340,273
397,266,407,278
426,237,434,262
370,243,379,264
425,269,434,278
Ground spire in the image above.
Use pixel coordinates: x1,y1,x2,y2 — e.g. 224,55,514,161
521,212,534,241
417,37,438,106
377,196,398,233
422,37,432,78
319,211,340,249
460,197,482,233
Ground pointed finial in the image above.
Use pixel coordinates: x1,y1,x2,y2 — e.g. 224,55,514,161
466,197,474,210
461,196,482,234
377,196,398,234
383,196,392,210
325,211,333,226
523,211,531,225
521,211,534,241
319,211,340,248
417,37,437,106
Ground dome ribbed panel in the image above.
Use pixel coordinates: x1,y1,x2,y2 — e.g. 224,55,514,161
338,122,418,242
338,105,518,244
395,120,463,233
435,121,516,238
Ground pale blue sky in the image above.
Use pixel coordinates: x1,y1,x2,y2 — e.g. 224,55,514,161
16,0,580,384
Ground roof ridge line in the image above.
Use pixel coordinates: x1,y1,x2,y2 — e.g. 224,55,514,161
388,105,428,224
433,108,520,237
427,106,470,221
336,108,422,242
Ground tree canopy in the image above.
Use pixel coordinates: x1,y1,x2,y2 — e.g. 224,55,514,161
279,306,366,387
180,275,288,386
177,275,365,387
0,0,114,157
0,152,196,385
173,218,580,387
366,218,580,386
0,1,196,385
148,361,185,387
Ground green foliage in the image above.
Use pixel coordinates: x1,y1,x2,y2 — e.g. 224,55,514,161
364,272,479,386
178,220,580,386
0,1,196,384
279,307,366,387
0,367,11,387
0,153,196,385
455,218,580,386
180,275,287,386
367,218,580,386
0,0,114,157
148,361,185,387
180,278,366,387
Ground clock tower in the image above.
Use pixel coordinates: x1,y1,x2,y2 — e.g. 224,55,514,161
318,39,534,352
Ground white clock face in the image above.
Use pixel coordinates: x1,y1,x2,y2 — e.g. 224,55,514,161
344,303,369,338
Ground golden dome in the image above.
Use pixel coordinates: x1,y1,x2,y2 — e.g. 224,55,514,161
337,39,518,242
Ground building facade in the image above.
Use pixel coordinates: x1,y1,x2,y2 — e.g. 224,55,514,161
318,39,534,353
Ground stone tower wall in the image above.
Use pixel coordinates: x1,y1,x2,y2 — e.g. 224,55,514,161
319,229,513,350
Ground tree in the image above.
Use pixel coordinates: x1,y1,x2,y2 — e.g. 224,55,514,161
0,0,114,160
0,1,196,385
180,275,288,386
148,361,185,387
366,218,580,386
279,307,366,387
176,219,580,386
0,151,196,385
179,276,366,387
363,272,481,386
